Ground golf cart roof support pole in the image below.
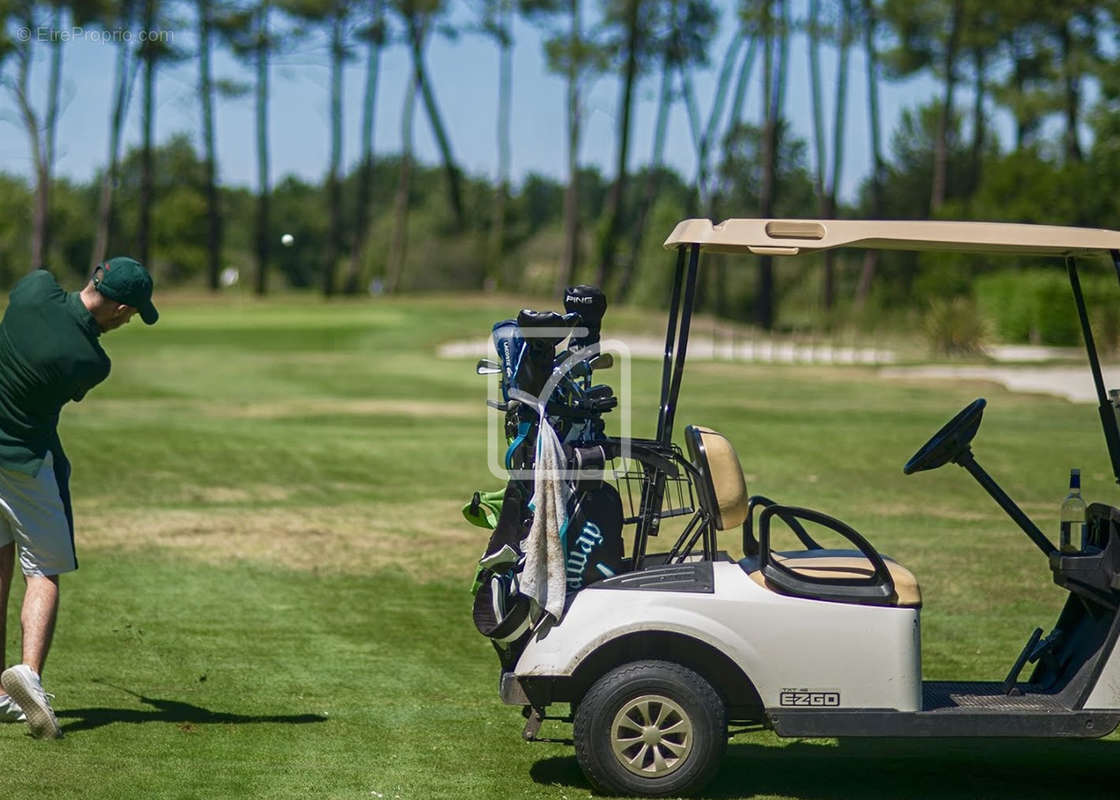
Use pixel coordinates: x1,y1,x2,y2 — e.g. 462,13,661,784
956,450,1058,557
659,243,701,446
1067,256,1120,487
656,246,688,444
636,246,688,571
636,244,698,572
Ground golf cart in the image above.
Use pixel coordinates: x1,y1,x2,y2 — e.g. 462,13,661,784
470,219,1120,797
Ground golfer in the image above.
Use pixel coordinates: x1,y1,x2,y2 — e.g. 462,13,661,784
0,258,158,739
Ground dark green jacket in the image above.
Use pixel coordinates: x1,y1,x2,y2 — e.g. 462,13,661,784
0,270,110,531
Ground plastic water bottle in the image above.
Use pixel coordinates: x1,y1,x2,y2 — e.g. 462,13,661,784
1059,469,1087,554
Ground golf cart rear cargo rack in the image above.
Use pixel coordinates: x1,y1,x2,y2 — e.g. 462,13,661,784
610,449,696,525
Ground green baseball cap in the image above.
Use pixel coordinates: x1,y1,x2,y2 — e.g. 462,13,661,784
94,257,158,325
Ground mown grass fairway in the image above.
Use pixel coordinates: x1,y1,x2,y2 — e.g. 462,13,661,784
3,293,1120,798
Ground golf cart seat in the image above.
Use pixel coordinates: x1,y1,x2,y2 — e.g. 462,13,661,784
685,425,921,608
748,551,922,608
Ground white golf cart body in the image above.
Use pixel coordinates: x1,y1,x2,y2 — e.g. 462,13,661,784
514,560,923,713
500,219,1120,743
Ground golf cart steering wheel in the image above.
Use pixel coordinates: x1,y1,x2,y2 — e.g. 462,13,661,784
903,398,986,475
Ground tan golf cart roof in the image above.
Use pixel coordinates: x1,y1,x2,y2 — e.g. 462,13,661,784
664,218,1120,257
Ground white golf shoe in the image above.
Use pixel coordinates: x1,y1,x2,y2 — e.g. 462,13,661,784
1,665,61,739
0,693,25,722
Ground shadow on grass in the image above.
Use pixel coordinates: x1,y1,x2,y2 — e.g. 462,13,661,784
531,736,1120,798
58,693,327,735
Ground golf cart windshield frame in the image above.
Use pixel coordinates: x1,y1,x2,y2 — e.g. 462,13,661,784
653,218,1120,492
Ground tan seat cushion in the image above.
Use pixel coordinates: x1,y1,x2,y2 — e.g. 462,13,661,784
748,550,922,608
690,426,749,530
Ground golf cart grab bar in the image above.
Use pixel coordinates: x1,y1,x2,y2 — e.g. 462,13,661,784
757,504,897,606
745,495,824,555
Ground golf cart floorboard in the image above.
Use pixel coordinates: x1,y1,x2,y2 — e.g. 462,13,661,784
768,682,1120,739
923,681,1066,712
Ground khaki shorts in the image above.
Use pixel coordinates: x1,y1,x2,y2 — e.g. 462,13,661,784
0,451,77,577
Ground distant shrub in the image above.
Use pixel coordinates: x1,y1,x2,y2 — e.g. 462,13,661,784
923,297,989,356
1091,300,1120,355
975,269,1080,346
974,271,1031,341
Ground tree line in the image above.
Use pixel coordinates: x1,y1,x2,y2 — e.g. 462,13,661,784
2,0,1120,332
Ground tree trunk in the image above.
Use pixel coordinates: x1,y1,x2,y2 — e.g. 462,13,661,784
92,2,137,271
755,0,776,331
1060,21,1082,164
776,0,790,123
726,35,758,140
855,0,883,309
595,0,641,289
823,0,851,312
199,0,221,291
680,60,701,176
715,32,759,329
1011,36,1028,150
323,10,345,297
139,0,158,268
11,33,44,268
711,29,757,316
40,4,64,267
697,30,744,211
930,0,963,214
387,76,418,293
406,16,464,229
558,0,582,293
970,45,985,187
254,1,271,296
808,0,828,308
617,45,674,299
807,0,825,203
489,0,513,289
345,0,385,295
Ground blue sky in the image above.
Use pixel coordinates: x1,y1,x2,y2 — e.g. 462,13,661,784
1,2,948,205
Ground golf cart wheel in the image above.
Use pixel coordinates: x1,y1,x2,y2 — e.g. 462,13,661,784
573,660,727,797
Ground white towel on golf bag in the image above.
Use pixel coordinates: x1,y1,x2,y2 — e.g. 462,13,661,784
512,393,572,622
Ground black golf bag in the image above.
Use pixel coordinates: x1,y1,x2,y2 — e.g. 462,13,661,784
471,288,623,651
471,470,625,636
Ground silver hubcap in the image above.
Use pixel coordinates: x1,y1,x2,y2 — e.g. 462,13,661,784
610,694,693,778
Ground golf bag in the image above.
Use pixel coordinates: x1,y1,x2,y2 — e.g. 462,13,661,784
471,453,625,647
565,483,625,589
472,479,533,645
472,287,621,649
563,444,624,588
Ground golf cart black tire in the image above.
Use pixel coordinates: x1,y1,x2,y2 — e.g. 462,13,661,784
573,660,727,797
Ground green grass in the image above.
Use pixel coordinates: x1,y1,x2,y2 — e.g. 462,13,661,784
4,292,1120,798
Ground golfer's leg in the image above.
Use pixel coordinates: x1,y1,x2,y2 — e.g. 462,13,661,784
0,542,12,673
20,575,58,676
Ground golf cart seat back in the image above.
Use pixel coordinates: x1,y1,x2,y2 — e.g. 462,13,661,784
684,425,749,530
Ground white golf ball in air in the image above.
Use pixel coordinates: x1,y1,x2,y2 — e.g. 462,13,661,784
220,267,239,287
281,233,294,247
